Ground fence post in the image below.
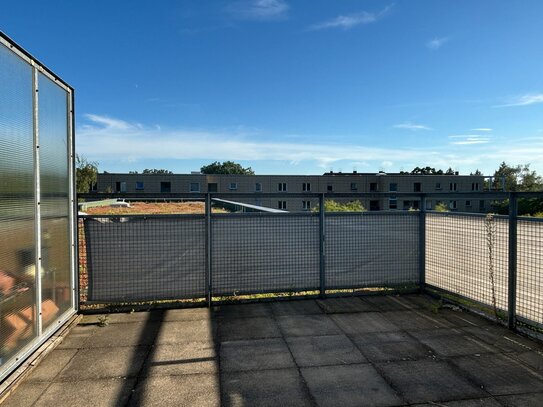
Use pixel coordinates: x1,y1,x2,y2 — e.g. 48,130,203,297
319,193,326,298
205,193,212,307
508,192,518,330
419,194,426,292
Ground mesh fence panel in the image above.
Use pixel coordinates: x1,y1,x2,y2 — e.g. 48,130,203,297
426,213,509,312
517,219,543,327
325,213,419,289
83,216,206,302
211,214,320,295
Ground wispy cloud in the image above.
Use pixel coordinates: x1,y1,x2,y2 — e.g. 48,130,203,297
227,0,289,21
470,128,492,132
308,4,393,31
426,37,449,50
495,93,543,107
393,122,432,131
449,134,491,145
77,114,543,175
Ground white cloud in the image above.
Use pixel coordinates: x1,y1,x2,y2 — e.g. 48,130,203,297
495,93,543,107
77,114,543,175
227,0,289,21
308,4,393,31
393,122,432,131
448,134,491,145
471,128,492,132
426,37,449,50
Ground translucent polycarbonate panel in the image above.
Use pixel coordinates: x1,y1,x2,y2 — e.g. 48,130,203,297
38,73,72,330
0,43,37,367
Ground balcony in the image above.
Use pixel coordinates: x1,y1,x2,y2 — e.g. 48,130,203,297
2,191,543,406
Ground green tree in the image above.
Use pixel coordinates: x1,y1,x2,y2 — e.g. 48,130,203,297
313,200,366,212
410,166,444,175
76,154,98,193
200,161,254,175
142,169,173,174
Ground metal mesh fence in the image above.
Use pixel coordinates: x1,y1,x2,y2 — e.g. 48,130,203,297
211,214,320,296
325,213,419,289
83,216,206,302
426,213,509,313
517,218,543,327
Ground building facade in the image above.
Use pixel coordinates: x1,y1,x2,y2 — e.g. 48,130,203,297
96,172,489,212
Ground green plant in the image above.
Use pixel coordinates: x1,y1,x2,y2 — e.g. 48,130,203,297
97,315,110,327
312,199,366,212
484,213,500,322
434,202,449,212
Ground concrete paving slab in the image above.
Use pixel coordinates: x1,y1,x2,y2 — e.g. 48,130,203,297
221,368,312,407
363,295,412,312
514,351,543,372
462,325,542,353
413,397,502,406
143,341,218,376
316,297,378,314
161,307,213,322
301,364,403,407
408,327,465,340
271,299,323,316
220,338,295,372
156,319,217,344
84,321,161,348
439,309,495,328
129,373,220,407
34,377,136,407
286,335,367,367
398,295,442,310
384,310,453,331
357,340,433,362
58,346,148,380
277,314,343,337
419,334,499,357
349,331,413,344
81,311,156,325
451,353,543,396
496,392,543,406
55,324,97,349
218,316,281,341
378,359,486,403
331,312,400,334
25,349,78,382
0,381,49,407
213,303,272,319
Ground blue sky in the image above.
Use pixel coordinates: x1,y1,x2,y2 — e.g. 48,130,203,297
2,0,543,175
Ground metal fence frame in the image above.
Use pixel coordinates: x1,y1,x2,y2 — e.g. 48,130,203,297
78,191,543,338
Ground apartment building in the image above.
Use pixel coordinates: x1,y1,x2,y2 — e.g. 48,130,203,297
96,171,488,212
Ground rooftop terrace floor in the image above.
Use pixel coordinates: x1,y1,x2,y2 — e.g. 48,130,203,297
3,294,543,406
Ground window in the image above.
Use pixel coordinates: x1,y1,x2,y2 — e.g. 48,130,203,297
389,198,397,209
190,182,200,192
449,200,457,210
115,181,127,193
466,200,472,207
412,200,420,209
302,200,311,210
208,183,218,192
278,201,287,210
302,182,311,192
229,182,238,190
414,182,421,192
403,201,411,210
278,182,287,192
369,200,380,211
255,182,262,192
369,183,378,192
479,200,485,211
389,183,398,192
350,182,358,191
160,182,171,193
426,200,433,210
450,182,457,191
135,182,144,190
327,185,333,192
471,183,480,191
435,182,442,190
